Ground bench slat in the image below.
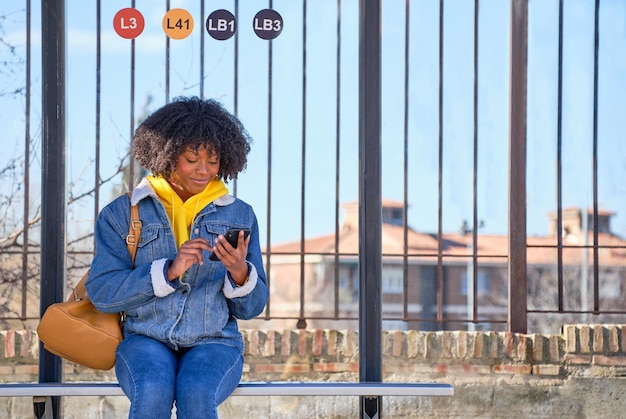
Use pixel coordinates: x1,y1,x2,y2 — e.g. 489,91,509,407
236,382,454,396
0,382,453,397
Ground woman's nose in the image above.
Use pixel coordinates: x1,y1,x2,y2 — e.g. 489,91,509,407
196,161,208,173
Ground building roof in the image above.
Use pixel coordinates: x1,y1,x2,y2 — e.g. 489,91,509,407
266,201,626,267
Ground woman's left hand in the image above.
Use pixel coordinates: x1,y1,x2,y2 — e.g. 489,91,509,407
213,230,250,285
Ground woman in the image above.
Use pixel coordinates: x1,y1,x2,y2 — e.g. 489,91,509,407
86,96,269,418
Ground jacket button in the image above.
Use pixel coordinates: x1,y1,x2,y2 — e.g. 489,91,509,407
194,228,199,234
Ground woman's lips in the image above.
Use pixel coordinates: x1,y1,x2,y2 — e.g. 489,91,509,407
190,178,210,187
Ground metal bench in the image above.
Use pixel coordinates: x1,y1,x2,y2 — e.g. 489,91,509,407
0,381,453,418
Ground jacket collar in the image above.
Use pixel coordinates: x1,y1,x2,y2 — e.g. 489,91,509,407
131,177,235,207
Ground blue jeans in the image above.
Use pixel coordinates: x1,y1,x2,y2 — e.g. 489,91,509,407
116,334,243,419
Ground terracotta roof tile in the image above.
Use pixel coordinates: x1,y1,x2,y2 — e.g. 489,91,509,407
266,227,626,266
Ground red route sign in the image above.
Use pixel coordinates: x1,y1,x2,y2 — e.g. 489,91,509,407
113,8,145,39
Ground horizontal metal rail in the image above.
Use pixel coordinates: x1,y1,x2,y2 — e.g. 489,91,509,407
0,382,454,397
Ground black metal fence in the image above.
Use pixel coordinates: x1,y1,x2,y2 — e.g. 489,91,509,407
1,0,625,336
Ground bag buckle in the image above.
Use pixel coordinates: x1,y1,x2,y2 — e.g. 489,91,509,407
72,288,87,301
126,220,142,245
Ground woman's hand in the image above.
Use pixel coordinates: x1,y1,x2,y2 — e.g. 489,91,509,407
212,230,250,285
167,237,212,280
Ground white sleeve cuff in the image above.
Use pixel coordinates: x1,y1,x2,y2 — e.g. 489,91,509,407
151,258,176,297
223,262,258,299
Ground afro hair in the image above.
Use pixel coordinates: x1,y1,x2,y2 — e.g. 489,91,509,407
133,96,252,182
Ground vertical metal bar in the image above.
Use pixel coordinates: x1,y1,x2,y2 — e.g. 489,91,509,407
264,0,273,320
334,0,342,319
592,0,600,312
359,0,382,417
129,0,137,187
402,0,410,321
39,1,65,417
471,0,479,325
298,0,308,329
556,0,564,311
95,0,101,238
508,0,528,333
234,0,239,112
166,0,171,103
233,0,240,196
200,0,205,98
230,1,243,199
21,0,32,319
234,0,240,116
436,0,445,326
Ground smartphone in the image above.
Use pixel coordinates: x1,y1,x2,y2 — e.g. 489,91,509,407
209,228,251,261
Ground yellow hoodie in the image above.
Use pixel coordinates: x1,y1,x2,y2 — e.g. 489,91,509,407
148,175,228,249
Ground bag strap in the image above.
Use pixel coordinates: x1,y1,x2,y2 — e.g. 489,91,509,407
125,192,141,268
70,194,141,301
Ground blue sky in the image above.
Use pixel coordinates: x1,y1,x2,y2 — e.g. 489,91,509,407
1,0,625,246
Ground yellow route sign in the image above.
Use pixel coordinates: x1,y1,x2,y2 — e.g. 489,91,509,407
162,8,194,40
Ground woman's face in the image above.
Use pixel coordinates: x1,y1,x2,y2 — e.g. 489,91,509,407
168,146,220,201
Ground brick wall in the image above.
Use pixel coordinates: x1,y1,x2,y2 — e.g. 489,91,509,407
2,325,626,418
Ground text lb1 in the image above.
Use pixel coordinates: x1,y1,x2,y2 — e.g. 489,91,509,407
206,9,237,41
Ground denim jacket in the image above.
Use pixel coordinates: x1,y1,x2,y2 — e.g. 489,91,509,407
85,178,269,352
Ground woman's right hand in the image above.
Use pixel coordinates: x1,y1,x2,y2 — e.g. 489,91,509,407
167,238,212,281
